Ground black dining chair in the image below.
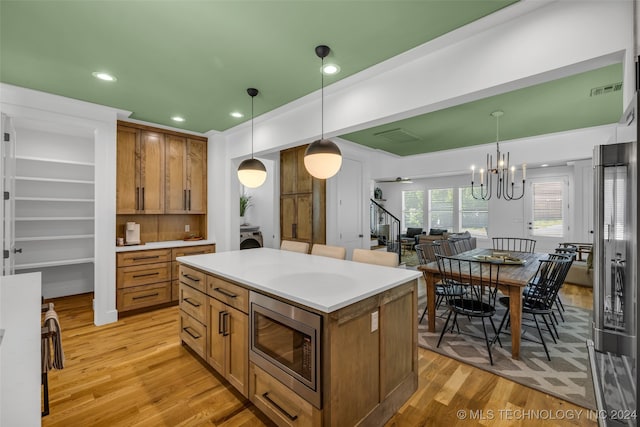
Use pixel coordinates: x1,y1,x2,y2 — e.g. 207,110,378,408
492,237,536,253
435,254,502,365
415,243,465,323
495,255,572,361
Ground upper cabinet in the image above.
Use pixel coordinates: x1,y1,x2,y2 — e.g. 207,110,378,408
280,145,312,195
116,126,165,214
165,136,207,214
117,122,207,216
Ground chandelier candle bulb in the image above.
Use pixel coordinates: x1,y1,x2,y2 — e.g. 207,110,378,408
510,166,515,183
522,164,527,180
480,168,484,183
471,166,475,182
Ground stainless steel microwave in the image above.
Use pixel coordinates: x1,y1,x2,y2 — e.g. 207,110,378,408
249,291,322,408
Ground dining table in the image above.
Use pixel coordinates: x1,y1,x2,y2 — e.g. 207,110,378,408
417,247,551,360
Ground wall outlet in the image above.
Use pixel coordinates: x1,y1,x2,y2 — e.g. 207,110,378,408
185,224,190,232
371,311,379,332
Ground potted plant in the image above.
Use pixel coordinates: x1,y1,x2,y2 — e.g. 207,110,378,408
240,193,252,225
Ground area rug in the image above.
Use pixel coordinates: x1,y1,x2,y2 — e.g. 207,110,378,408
417,297,596,410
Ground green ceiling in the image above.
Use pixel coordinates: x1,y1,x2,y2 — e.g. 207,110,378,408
340,63,624,156
0,0,517,133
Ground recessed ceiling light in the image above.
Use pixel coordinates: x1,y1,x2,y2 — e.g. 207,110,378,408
322,64,340,75
541,164,549,167
171,116,185,122
92,71,117,82
230,112,244,118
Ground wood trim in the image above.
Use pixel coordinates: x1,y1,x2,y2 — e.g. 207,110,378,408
117,120,208,141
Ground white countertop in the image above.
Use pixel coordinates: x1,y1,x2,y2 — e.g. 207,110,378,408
177,247,420,313
116,239,215,252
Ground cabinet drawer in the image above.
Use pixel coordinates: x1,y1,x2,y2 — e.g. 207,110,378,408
117,262,171,289
179,282,207,323
250,363,321,427
117,249,172,267
180,311,206,359
172,244,215,260
117,282,171,312
207,276,248,313
179,265,206,293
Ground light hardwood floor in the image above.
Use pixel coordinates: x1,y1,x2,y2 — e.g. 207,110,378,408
42,284,595,427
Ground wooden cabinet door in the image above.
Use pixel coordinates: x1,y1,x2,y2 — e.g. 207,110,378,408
280,148,297,195
208,296,226,374
139,131,165,214
165,135,187,213
116,127,139,214
226,307,248,397
296,194,313,242
295,145,313,193
187,139,207,213
281,195,296,240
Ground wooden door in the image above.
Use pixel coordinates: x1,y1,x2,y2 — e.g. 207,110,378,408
116,127,139,214
280,148,297,195
296,194,313,242
187,139,207,213
281,195,296,241
165,135,187,213
226,307,248,397
139,131,165,213
208,296,226,374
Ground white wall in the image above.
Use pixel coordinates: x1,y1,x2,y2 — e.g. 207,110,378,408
243,156,277,249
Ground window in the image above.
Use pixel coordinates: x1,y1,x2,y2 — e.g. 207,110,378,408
428,188,453,231
531,181,565,237
402,190,424,230
460,187,488,237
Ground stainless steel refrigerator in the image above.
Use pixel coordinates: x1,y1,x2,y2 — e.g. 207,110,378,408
588,141,637,426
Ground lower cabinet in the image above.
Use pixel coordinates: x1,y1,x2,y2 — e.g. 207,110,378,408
208,296,248,397
250,363,322,427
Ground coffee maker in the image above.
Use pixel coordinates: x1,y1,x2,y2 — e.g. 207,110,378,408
125,222,141,245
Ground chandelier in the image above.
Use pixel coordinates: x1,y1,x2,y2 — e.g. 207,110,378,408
471,111,526,200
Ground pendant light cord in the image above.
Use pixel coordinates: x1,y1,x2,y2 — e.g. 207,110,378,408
321,56,324,140
251,94,254,159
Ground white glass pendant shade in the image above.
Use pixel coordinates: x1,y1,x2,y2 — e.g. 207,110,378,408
304,139,342,179
237,158,267,188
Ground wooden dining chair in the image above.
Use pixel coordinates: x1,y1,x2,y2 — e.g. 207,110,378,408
311,244,346,260
280,240,310,254
352,248,399,267
492,237,536,253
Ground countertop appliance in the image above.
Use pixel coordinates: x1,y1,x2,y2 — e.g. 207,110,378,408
125,221,140,245
588,141,637,426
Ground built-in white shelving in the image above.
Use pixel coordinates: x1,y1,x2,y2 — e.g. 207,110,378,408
13,126,95,297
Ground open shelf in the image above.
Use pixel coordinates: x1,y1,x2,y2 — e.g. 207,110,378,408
16,156,95,167
14,258,95,270
15,235,94,242
16,176,95,185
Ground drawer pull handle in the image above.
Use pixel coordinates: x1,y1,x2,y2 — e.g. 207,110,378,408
132,272,160,278
213,287,237,299
183,297,200,307
132,255,160,261
262,392,298,421
182,273,200,282
132,292,159,300
218,311,225,335
183,326,201,339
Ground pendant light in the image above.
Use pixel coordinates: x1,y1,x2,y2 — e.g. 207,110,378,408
237,88,267,188
304,45,342,179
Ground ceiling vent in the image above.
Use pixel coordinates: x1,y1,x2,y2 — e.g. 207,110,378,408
373,128,420,143
590,82,623,97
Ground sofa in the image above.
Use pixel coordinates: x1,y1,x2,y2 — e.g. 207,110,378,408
559,243,593,287
417,229,477,251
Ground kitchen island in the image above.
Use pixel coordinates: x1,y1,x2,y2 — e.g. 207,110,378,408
177,248,420,427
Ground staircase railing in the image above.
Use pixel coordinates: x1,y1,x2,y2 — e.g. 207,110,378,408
370,199,401,260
